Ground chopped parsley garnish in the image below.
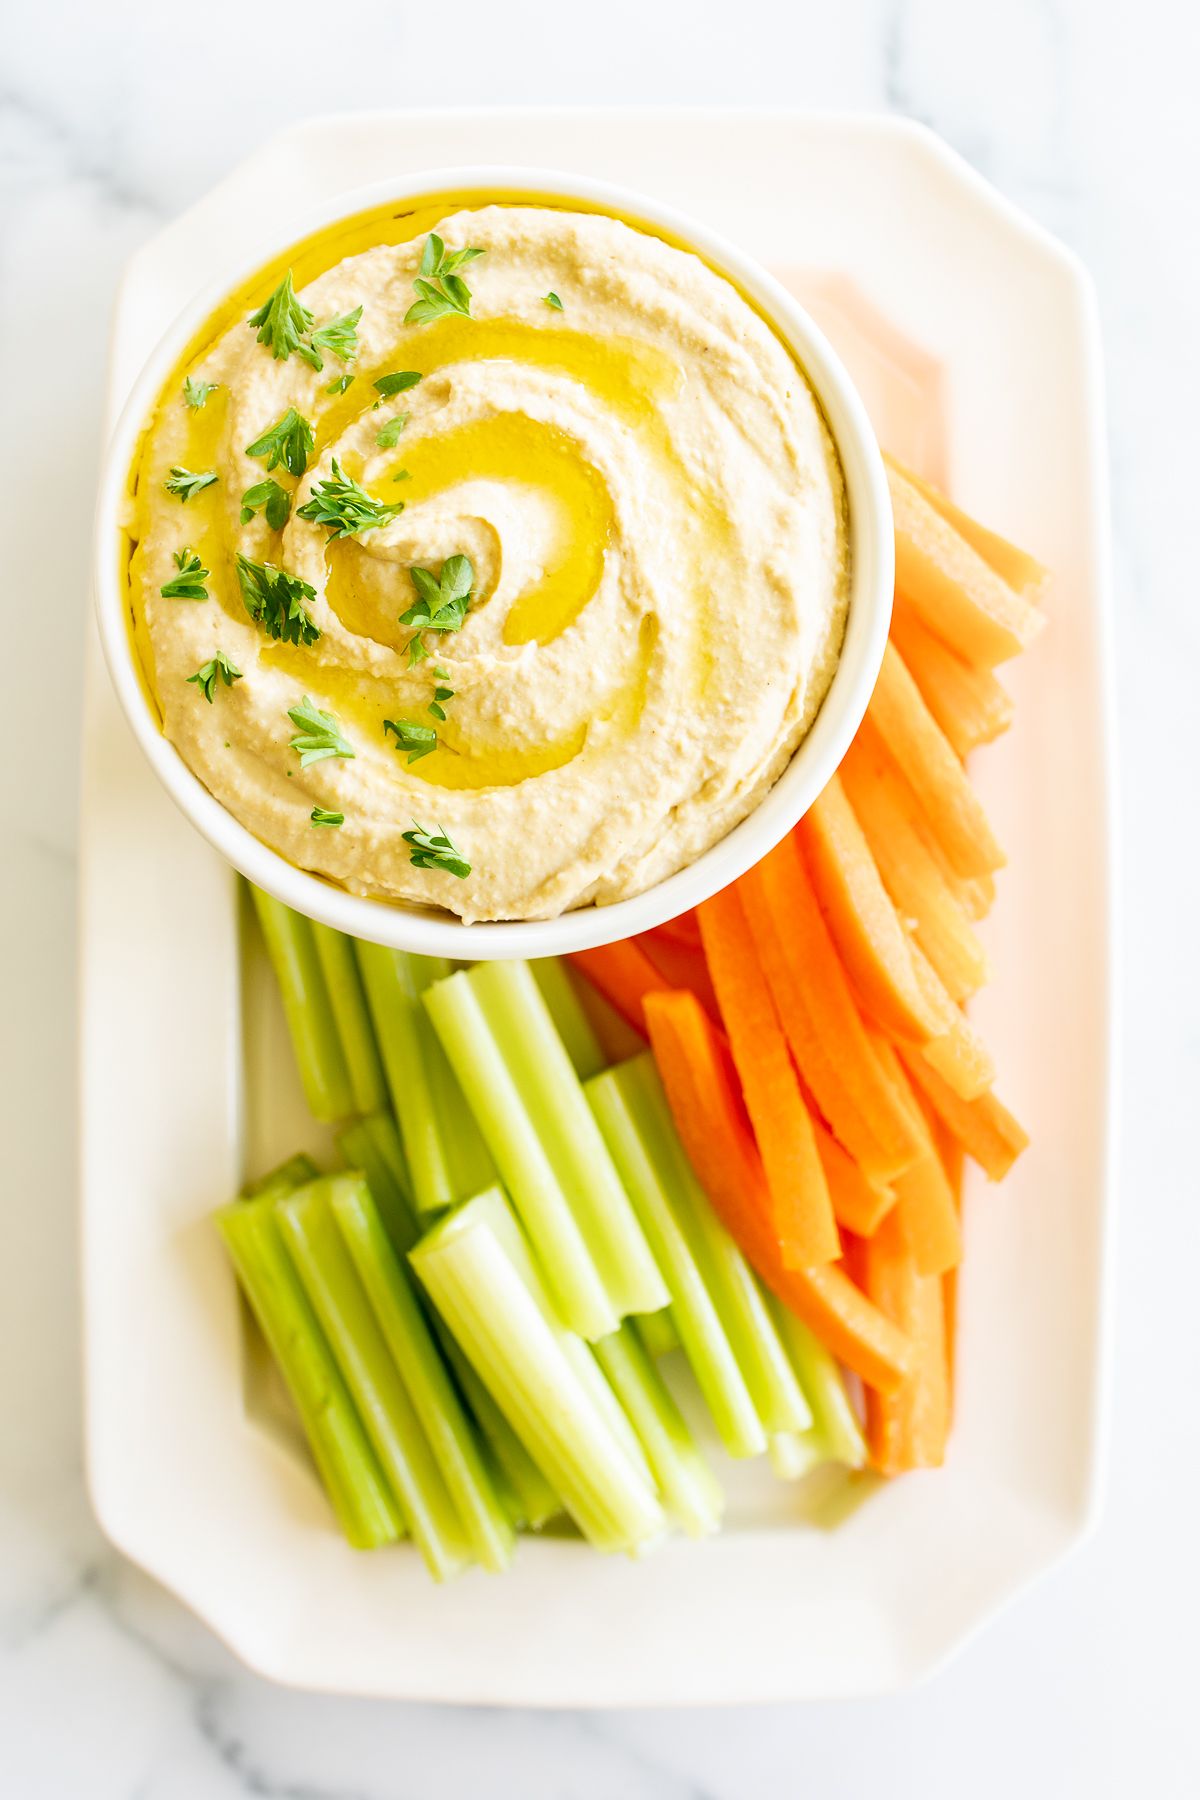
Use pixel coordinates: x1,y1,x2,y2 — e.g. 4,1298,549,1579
544,292,564,311
392,468,411,483
183,375,218,409
245,407,315,478
375,413,409,448
246,271,320,368
287,695,354,767
310,305,362,364
240,478,292,530
405,234,483,324
400,554,474,663
373,370,422,399
403,822,470,879
325,373,356,396
428,667,455,721
384,717,438,763
297,459,405,540
165,466,218,502
236,554,320,646
160,547,210,600
187,650,242,703
311,807,344,827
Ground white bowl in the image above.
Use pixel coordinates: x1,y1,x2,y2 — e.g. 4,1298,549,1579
93,165,893,957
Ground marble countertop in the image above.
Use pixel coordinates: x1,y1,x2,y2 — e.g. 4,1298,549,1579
2,1,1192,1793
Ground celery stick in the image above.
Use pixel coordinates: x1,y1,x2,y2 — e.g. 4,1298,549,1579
216,1195,401,1550
768,1297,868,1470
464,962,669,1318
311,921,388,1116
636,1307,679,1360
422,974,618,1341
596,1324,723,1538
337,1114,417,1255
249,887,354,1122
411,1190,665,1553
530,958,606,1079
276,1176,470,1580
355,945,493,1218
332,1177,515,1572
337,1120,560,1526
586,1059,767,1459
240,1153,319,1199
768,1430,830,1482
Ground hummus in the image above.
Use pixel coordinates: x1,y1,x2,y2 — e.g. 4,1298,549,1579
128,201,849,923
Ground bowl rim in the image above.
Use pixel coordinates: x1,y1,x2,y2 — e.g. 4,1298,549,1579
93,163,893,956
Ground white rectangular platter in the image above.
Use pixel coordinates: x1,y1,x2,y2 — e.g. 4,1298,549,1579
80,110,1115,1702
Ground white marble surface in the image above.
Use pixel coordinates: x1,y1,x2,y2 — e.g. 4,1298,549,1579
1,0,1194,1792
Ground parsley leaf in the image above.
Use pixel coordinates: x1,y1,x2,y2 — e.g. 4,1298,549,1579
160,546,210,600
325,373,355,396
544,291,564,311
165,466,218,502
246,271,321,368
384,717,438,763
373,370,422,399
287,695,355,767
297,459,405,540
375,413,409,448
405,233,484,324
428,667,455,721
244,407,315,478
240,479,292,530
310,305,362,364
403,821,471,879
187,650,242,703
236,554,320,646
311,807,344,827
183,375,218,409
400,554,474,661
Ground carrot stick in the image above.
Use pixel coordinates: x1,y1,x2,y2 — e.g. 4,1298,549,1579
889,597,1015,758
644,989,913,1396
742,836,926,1185
896,1043,1029,1181
857,1207,949,1474
811,1108,895,1238
799,774,952,1043
698,886,839,1266
636,930,721,1024
886,459,1044,666
869,644,1006,880
907,943,994,1101
870,1033,962,1276
840,730,989,1003
647,909,703,953
568,940,671,1038
884,454,1050,604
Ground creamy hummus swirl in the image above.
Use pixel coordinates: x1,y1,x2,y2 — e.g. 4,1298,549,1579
130,204,849,922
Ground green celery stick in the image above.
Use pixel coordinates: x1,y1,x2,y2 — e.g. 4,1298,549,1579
337,1120,560,1526
596,1324,723,1538
240,1153,319,1199
355,944,493,1217
422,973,618,1341
586,1058,767,1459
249,887,354,1121
768,1296,867,1470
310,922,388,1116
216,1193,401,1550
466,962,668,1319
411,1189,664,1553
331,1177,515,1572
529,958,606,1079
768,1429,831,1482
636,1307,679,1360
276,1176,470,1580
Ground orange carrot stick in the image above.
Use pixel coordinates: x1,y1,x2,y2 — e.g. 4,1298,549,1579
868,643,1006,880
857,1206,950,1474
644,989,913,1396
811,1108,895,1238
698,886,839,1266
871,1033,962,1276
884,454,1050,604
799,773,952,1043
889,597,1015,758
897,1044,1029,1181
743,836,926,1185
647,909,703,953
840,730,989,1003
636,929,722,1023
907,943,994,1101
886,459,1044,666
567,940,671,1037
